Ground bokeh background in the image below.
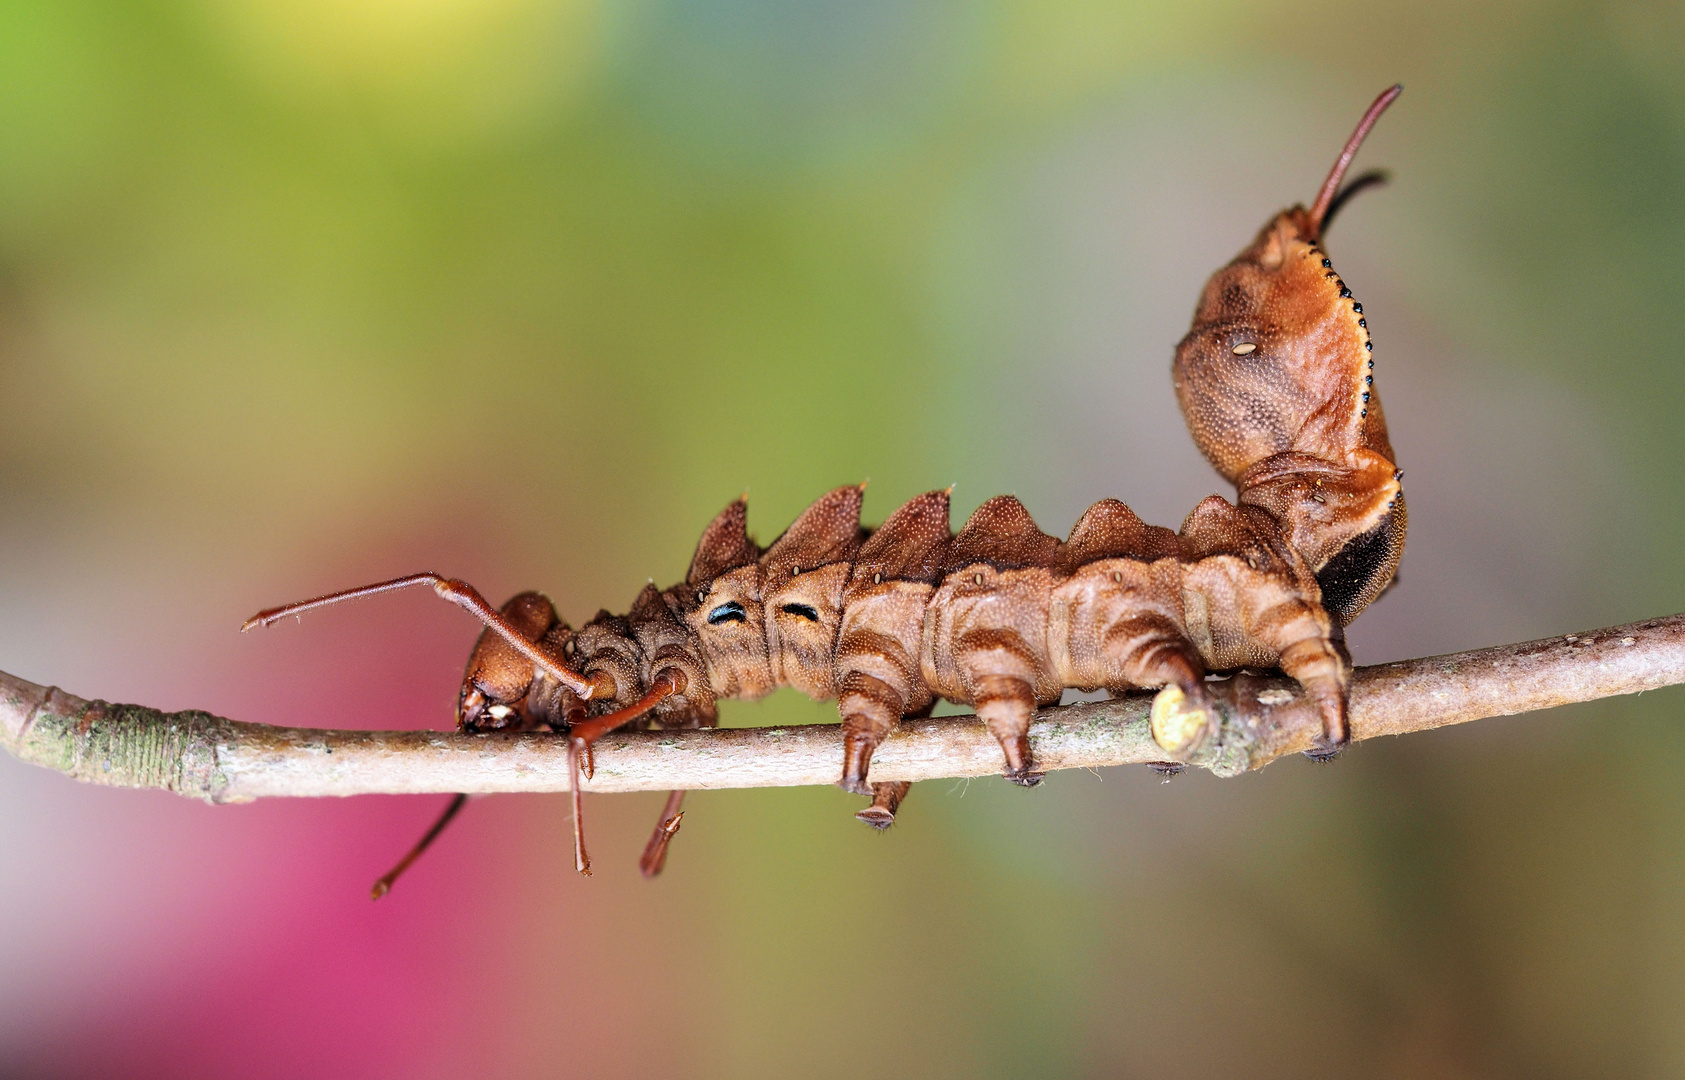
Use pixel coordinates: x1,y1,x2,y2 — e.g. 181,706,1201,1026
3,0,1684,1076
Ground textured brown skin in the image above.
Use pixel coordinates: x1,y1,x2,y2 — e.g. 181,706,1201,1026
1048,499,1211,726
457,592,564,731
252,89,1407,859
758,485,867,700
1173,208,1404,624
921,496,1064,782
835,490,950,795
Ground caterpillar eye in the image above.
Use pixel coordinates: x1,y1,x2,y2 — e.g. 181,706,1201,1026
1231,342,1257,355
780,603,821,622
707,601,747,625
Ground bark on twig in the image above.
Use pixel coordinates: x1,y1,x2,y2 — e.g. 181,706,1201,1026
3,614,1683,803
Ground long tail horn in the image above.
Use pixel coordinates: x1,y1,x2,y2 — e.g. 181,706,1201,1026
1309,84,1403,236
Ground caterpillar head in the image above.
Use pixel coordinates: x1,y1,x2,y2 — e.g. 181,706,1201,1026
456,591,572,731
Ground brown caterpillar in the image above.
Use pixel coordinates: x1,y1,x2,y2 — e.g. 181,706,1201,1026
245,85,1407,893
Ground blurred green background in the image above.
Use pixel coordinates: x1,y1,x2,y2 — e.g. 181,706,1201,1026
3,0,1685,1077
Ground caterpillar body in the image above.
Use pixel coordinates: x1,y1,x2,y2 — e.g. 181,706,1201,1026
245,86,1407,890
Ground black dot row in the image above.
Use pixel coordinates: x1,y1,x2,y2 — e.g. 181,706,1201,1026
1315,247,1374,419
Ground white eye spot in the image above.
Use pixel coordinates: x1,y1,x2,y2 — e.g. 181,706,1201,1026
1232,342,1257,355
872,573,882,585
1111,571,1122,584
973,573,984,586
790,565,801,576
486,704,514,720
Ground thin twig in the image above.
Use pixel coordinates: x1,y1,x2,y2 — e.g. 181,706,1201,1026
3,614,1683,803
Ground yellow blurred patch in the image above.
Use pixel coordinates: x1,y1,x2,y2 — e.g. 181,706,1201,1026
197,0,603,145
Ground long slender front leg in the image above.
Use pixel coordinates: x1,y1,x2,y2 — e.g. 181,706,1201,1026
242,572,598,700
563,670,687,876
639,790,687,877
568,740,593,875
370,793,469,899
569,670,686,766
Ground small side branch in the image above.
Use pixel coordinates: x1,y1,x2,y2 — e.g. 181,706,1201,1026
3,614,1683,802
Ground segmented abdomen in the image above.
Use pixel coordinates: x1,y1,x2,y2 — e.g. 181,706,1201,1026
507,482,1346,790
